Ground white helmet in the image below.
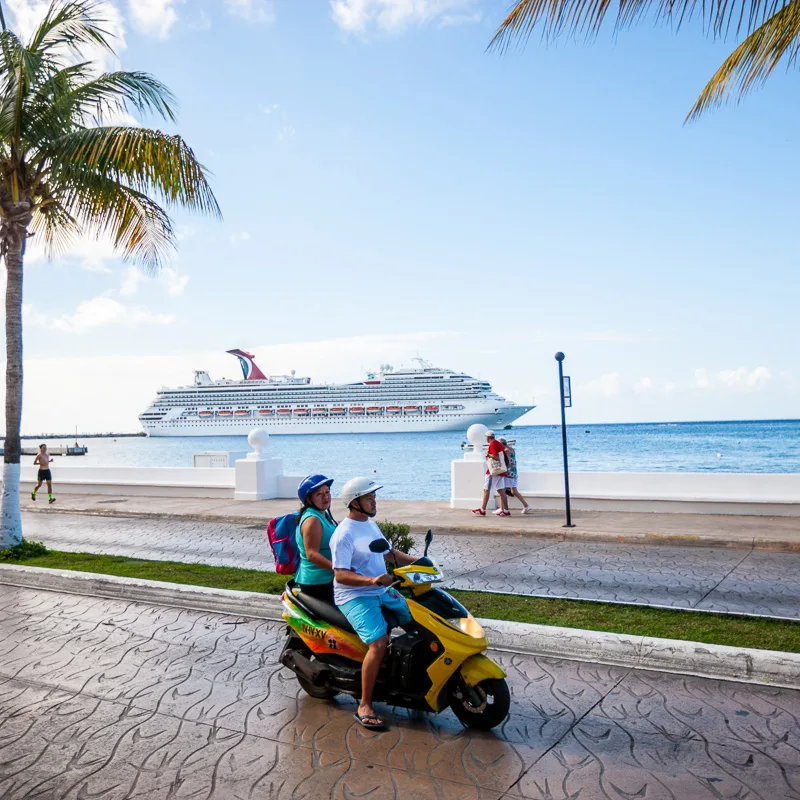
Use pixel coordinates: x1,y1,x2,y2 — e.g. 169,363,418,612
340,476,383,509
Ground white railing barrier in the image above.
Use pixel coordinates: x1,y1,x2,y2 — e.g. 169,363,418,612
9,429,304,501
452,425,800,516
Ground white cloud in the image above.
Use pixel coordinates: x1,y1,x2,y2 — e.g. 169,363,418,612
439,10,482,26
695,368,710,389
278,124,296,141
229,231,251,245
7,0,126,73
225,0,275,23
127,0,180,38
189,10,211,30
162,268,190,296
717,366,772,390
120,266,145,296
330,0,481,32
633,377,653,393
32,296,175,333
261,104,280,115
28,235,121,273
586,372,620,397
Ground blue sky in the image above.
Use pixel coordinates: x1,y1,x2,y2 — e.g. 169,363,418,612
7,0,800,432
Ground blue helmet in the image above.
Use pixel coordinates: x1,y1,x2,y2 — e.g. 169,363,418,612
297,473,334,505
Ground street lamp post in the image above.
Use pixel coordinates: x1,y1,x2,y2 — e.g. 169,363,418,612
555,352,575,528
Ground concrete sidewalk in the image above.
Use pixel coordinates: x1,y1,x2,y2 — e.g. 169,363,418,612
23,492,800,550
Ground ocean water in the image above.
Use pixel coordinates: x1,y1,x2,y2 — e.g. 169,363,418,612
22,419,800,502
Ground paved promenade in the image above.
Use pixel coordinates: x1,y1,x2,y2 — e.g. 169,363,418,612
23,493,800,549
0,584,797,800
21,510,800,618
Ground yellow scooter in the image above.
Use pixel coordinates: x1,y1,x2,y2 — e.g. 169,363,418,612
280,531,509,730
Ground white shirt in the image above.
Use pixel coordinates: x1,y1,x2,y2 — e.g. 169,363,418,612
330,517,389,605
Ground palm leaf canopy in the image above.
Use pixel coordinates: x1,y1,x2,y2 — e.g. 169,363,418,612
0,0,219,270
491,0,800,117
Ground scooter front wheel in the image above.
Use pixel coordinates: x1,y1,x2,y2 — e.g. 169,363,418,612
449,678,510,730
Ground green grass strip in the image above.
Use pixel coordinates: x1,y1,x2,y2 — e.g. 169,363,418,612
12,550,800,653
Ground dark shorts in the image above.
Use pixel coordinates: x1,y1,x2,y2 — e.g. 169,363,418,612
295,581,334,603
37,469,52,482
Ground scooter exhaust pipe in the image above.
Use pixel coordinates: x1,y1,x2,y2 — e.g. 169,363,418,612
281,648,331,687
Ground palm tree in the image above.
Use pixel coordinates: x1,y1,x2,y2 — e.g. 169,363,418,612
0,1,219,548
491,0,800,119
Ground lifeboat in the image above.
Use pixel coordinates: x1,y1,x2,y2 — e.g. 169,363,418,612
199,411,213,417
425,405,439,413
312,408,328,416
330,407,346,415
218,410,233,417
295,408,310,416
387,406,401,414
277,409,291,415
349,407,365,414
404,406,421,414
234,410,250,416
366,407,383,415
258,409,274,415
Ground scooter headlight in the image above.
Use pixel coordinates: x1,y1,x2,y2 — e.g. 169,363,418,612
405,570,443,584
450,616,485,638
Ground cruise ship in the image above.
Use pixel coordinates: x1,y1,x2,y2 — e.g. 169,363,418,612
138,350,534,436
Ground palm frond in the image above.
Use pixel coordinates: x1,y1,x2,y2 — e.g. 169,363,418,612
489,0,793,50
687,0,800,117
50,126,221,217
44,70,176,124
27,1,114,57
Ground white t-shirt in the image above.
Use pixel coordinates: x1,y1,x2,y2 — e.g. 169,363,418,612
330,517,389,605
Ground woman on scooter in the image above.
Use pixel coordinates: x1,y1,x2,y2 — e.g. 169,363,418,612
295,474,337,602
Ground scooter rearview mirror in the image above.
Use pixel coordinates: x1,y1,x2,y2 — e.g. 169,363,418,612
424,529,433,556
369,538,391,553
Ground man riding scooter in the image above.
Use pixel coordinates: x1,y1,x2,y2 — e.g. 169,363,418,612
330,477,418,731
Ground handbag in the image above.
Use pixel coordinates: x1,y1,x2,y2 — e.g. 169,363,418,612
487,452,507,476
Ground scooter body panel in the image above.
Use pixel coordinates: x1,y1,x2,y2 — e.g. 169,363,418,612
282,594,368,660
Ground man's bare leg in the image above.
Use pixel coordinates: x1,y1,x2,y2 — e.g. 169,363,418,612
358,635,389,721
31,480,42,500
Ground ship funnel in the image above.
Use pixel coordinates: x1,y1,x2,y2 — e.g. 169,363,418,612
226,349,267,381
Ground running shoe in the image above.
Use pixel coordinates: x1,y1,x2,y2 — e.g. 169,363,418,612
31,492,36,501
471,508,485,516
48,497,55,504
493,509,511,516
521,508,534,515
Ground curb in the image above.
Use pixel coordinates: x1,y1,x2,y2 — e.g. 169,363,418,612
0,564,797,690
21,505,798,551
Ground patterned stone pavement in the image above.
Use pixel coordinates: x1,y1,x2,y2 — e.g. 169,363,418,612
0,584,798,800
21,512,800,618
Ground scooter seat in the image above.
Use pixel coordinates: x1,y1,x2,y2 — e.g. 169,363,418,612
291,588,356,634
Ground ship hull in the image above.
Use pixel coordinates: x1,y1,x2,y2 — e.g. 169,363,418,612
142,406,533,437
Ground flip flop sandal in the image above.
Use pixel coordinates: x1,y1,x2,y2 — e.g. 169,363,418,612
353,712,385,730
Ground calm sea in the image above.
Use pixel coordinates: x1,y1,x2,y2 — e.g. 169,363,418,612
22,419,800,501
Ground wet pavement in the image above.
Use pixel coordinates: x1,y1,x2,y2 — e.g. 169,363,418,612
0,584,798,800
21,512,800,618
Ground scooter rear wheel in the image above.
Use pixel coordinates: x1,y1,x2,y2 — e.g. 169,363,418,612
449,678,510,730
296,675,340,700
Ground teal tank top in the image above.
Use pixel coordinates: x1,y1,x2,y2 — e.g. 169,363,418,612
295,508,336,585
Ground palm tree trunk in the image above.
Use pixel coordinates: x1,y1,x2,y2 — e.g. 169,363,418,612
1,238,23,547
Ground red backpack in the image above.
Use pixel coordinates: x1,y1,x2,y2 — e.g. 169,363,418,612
266,513,300,575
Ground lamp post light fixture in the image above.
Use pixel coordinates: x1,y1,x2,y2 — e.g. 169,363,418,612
555,352,575,528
